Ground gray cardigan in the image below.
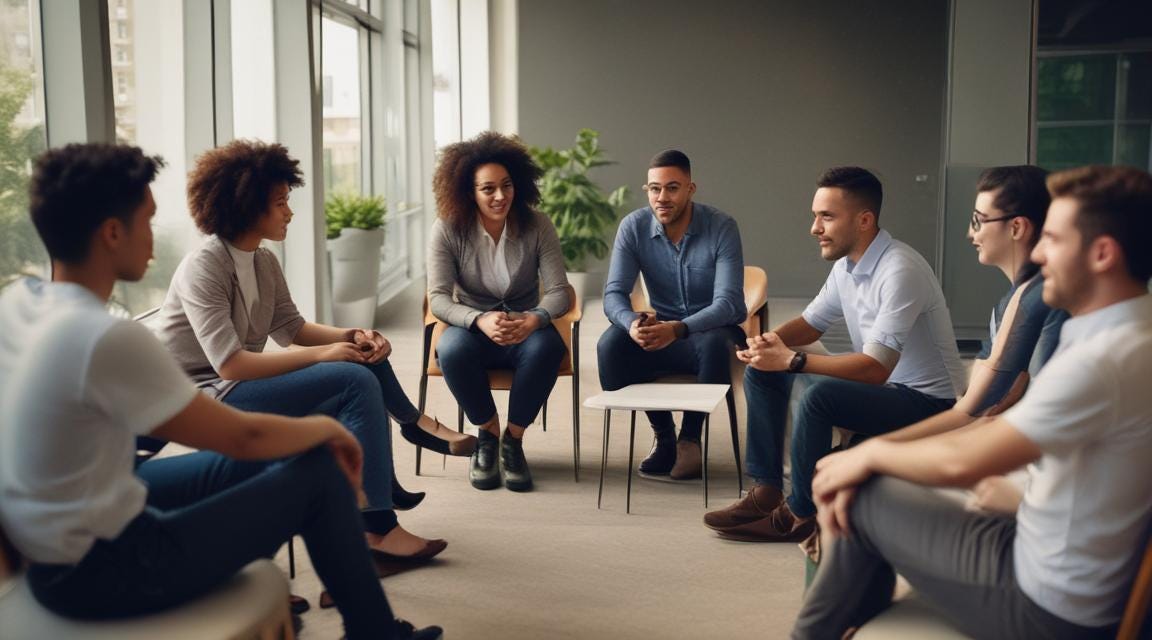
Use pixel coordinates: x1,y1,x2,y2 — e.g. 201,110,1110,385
146,235,305,399
427,214,570,328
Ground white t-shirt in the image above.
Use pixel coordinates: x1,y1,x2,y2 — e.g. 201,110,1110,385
803,229,967,399
1004,294,1152,627
0,280,197,564
225,241,260,317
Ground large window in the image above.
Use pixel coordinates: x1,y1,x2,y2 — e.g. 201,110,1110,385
1036,52,1152,171
0,0,47,286
1034,1,1152,171
106,0,199,314
321,15,364,195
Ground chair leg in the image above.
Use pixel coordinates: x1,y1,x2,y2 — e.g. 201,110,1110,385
572,373,580,482
626,410,636,514
416,375,428,476
598,409,611,509
542,401,548,432
287,537,296,579
726,388,744,496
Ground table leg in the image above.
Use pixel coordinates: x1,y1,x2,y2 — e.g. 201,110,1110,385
626,410,636,514
598,409,611,509
703,414,711,508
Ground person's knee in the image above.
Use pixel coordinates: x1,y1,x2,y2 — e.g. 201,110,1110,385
796,378,841,421
692,329,738,381
324,361,379,395
436,328,478,371
743,366,783,395
596,325,633,388
527,327,566,364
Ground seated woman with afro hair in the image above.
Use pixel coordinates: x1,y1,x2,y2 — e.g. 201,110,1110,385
150,139,468,567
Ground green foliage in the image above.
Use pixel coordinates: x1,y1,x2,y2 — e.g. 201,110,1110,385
530,129,628,271
325,192,387,240
0,60,48,280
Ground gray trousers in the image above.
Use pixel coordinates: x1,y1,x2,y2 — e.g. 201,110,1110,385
792,476,1116,640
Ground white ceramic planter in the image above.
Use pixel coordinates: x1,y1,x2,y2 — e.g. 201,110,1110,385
328,227,384,327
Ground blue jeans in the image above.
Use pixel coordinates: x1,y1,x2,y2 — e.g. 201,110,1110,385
596,324,745,441
27,448,402,640
436,324,566,428
743,369,956,517
223,360,419,529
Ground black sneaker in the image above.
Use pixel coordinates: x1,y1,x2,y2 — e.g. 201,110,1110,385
638,432,677,476
499,429,533,492
394,619,443,640
469,430,501,490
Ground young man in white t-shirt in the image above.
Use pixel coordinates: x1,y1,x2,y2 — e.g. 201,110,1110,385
792,165,1152,639
0,144,440,640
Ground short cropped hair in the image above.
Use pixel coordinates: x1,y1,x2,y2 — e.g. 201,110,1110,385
187,140,304,240
30,144,164,263
649,149,691,175
432,131,542,235
1047,165,1152,283
817,166,883,222
976,165,1051,245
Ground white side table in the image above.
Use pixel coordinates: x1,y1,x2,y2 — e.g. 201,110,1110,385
584,383,737,513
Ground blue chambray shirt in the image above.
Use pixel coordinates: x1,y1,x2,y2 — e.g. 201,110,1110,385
603,202,746,333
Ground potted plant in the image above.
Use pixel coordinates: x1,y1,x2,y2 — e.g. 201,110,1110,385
326,192,386,328
530,128,628,301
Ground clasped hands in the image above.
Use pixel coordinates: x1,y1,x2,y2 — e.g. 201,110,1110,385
477,310,542,345
628,313,681,351
351,329,392,363
735,331,795,371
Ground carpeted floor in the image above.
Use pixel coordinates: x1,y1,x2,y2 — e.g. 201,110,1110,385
276,282,811,639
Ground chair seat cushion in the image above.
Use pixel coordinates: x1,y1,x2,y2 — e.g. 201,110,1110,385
0,559,289,640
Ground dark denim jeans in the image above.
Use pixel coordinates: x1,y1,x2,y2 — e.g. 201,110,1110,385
27,448,402,640
596,324,745,441
436,324,566,428
743,369,955,517
223,360,417,528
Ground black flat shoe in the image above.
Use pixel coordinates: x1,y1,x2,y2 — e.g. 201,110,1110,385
392,477,425,511
399,420,477,456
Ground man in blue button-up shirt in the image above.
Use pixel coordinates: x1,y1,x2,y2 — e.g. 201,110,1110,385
597,150,746,480
703,166,966,543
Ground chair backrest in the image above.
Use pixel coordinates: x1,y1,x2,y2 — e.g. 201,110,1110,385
1119,537,1152,640
628,266,769,336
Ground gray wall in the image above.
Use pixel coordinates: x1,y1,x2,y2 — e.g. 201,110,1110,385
940,0,1035,337
519,0,950,298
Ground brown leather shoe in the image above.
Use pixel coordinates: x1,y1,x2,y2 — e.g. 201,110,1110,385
703,484,784,530
716,501,816,543
669,440,702,480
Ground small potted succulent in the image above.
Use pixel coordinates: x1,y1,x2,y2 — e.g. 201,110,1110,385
326,192,386,327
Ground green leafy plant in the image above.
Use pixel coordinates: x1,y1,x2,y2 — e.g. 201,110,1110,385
530,129,628,271
325,192,387,240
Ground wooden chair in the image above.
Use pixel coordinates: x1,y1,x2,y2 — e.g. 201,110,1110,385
0,525,294,640
627,265,769,495
854,535,1152,639
417,284,583,480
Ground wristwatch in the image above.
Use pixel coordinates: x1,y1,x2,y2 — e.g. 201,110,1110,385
787,350,807,373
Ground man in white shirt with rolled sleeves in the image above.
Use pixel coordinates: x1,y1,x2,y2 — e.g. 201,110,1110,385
793,165,1152,639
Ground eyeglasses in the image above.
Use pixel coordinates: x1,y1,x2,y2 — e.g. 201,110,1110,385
970,210,1018,232
643,184,682,197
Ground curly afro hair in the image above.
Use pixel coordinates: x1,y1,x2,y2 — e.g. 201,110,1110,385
432,131,542,234
30,143,164,263
187,139,304,240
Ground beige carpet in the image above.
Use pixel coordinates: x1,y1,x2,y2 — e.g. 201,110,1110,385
280,283,808,639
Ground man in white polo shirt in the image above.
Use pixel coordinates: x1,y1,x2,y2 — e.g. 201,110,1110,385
704,166,967,542
793,165,1152,639
0,144,439,640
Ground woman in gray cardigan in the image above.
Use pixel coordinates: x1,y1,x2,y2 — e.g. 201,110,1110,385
152,140,469,568
428,132,570,493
